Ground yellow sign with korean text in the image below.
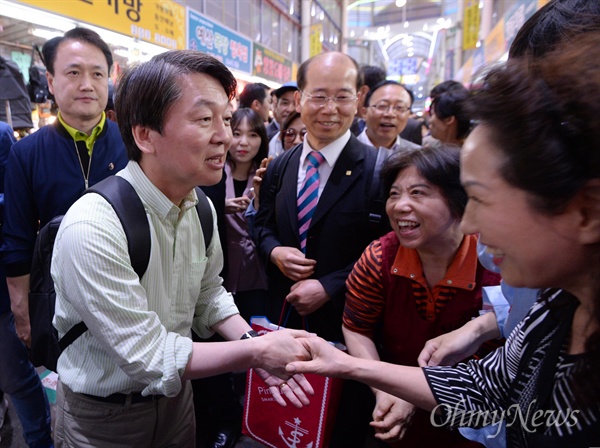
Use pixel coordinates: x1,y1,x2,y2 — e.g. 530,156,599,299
462,0,480,51
310,24,322,58
17,0,185,50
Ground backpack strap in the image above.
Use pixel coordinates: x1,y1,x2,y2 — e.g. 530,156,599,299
194,186,213,252
86,176,151,278
59,178,214,353
368,146,389,227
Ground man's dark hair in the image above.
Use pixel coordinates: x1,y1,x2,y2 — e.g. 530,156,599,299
429,80,463,100
239,83,269,108
42,27,113,75
297,53,362,92
364,80,413,108
360,65,387,90
430,84,471,140
115,50,237,162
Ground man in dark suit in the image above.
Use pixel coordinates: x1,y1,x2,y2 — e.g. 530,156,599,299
253,51,389,447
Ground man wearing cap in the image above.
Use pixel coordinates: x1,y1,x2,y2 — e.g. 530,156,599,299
267,81,298,157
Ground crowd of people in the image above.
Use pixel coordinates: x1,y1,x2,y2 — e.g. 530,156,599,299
0,0,599,447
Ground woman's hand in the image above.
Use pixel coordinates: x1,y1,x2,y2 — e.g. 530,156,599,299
225,196,251,214
371,391,416,442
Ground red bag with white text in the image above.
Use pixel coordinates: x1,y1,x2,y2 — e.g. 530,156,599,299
242,316,344,448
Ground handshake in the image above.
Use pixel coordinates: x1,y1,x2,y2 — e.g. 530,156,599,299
251,329,352,408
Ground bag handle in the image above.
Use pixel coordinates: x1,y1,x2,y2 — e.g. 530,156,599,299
277,300,308,331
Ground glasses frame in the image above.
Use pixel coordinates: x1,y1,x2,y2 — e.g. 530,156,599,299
370,102,411,114
283,128,308,142
300,90,358,107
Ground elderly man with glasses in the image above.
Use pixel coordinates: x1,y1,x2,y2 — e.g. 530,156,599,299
357,80,421,153
253,51,391,447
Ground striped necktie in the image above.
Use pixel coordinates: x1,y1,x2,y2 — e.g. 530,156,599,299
297,151,325,253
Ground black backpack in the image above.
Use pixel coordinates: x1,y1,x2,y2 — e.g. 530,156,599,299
28,176,214,372
27,45,50,104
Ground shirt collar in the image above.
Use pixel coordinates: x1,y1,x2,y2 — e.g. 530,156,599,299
358,128,400,150
58,112,106,152
391,234,480,291
120,161,198,222
300,130,351,168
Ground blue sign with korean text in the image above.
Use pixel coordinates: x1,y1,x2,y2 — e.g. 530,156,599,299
187,8,252,74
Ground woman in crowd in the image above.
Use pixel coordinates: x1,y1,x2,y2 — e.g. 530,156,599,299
287,34,600,446
202,108,269,320
343,145,500,447
281,111,307,152
427,82,471,146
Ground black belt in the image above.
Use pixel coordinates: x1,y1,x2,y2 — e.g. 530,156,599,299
82,392,164,405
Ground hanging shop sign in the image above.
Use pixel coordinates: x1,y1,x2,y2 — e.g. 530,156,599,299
187,8,252,74
252,42,293,85
17,0,185,50
462,0,480,51
309,24,322,58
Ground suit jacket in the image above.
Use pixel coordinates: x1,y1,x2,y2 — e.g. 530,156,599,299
400,117,422,145
253,135,390,341
265,120,279,141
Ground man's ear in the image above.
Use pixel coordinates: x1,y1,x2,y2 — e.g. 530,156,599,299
443,115,457,126
294,90,302,113
576,178,600,245
46,71,55,96
131,125,155,156
251,99,261,113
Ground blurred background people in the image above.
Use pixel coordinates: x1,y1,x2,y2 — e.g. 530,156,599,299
239,82,271,124
427,81,471,146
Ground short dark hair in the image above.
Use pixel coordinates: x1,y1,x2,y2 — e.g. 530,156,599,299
42,27,113,75
381,145,466,220
229,108,269,168
360,65,387,90
239,83,269,108
429,80,464,100
430,84,472,140
115,50,237,162
364,80,413,108
509,0,600,61
297,52,361,92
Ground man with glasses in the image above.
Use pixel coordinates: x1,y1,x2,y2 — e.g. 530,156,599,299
254,51,390,447
358,80,421,153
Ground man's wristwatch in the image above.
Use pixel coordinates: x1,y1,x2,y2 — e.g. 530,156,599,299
240,330,260,340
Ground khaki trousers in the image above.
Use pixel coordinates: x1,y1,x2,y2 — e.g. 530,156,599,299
54,381,195,448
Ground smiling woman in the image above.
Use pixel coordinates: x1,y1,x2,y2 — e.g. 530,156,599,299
286,32,600,448
341,145,501,447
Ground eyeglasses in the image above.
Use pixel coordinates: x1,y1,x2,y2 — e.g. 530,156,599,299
283,128,307,142
371,102,411,114
300,91,358,107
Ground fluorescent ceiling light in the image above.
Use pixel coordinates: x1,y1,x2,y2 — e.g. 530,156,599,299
31,28,64,40
0,0,75,31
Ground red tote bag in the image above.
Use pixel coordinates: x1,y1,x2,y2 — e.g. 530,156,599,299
242,316,344,448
